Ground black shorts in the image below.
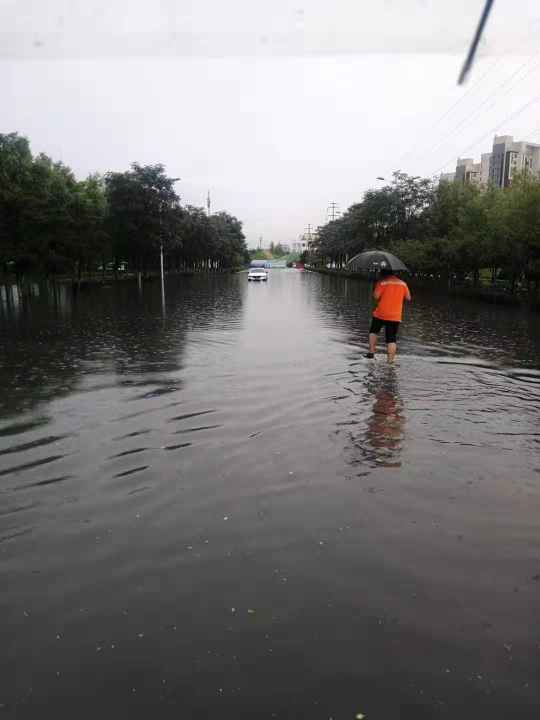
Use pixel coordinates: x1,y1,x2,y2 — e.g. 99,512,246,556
369,317,400,343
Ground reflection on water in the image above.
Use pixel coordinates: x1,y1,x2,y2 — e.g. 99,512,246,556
363,366,404,468
1,271,540,720
337,364,405,469
0,276,246,418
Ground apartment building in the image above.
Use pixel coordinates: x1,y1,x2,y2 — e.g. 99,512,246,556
455,158,481,185
444,135,540,188
488,135,540,187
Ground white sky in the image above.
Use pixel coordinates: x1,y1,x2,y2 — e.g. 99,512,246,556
2,1,540,247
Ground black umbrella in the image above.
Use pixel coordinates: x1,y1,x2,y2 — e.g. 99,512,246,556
347,249,409,273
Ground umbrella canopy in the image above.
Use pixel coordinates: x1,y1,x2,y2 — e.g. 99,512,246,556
347,249,409,273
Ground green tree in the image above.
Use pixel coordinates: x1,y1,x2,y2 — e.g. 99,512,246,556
105,163,181,275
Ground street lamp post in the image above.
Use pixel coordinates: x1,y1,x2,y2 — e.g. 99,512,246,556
159,210,165,317
160,240,165,300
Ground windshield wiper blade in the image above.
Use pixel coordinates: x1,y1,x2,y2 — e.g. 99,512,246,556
458,0,495,85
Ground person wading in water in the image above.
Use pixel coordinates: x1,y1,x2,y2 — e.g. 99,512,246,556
365,267,411,362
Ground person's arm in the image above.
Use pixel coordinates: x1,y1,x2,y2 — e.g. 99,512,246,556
405,284,412,302
373,281,383,300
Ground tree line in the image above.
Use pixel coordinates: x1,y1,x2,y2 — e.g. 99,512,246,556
311,172,540,293
0,132,249,283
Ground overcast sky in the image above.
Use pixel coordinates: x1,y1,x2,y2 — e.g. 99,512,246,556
2,0,540,247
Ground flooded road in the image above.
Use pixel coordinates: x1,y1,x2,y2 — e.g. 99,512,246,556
1,271,540,719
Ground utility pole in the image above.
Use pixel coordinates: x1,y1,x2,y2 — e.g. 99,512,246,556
259,236,263,250
327,202,340,222
206,189,211,216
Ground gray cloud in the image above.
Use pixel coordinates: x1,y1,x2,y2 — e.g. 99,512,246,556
2,1,540,246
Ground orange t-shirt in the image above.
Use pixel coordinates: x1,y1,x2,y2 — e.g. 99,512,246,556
373,276,411,322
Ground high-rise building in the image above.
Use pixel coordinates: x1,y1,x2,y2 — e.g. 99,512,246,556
488,135,540,187
480,153,491,185
447,135,540,189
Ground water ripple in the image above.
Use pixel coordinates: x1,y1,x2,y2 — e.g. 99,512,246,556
0,454,67,477
113,465,149,479
0,434,71,458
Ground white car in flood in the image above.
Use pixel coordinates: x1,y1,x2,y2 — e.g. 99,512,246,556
248,268,269,281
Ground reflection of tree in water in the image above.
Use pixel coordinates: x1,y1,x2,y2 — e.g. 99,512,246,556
312,273,375,352
0,276,245,419
0,282,82,420
344,366,405,469
109,276,245,377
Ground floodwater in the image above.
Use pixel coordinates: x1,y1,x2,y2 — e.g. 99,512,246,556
1,271,539,719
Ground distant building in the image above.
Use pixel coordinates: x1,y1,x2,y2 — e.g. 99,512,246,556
447,135,540,189
488,135,540,187
291,236,309,254
480,153,491,185
439,171,456,184
455,158,481,185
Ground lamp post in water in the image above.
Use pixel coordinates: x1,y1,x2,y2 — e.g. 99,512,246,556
159,208,165,318
160,238,165,316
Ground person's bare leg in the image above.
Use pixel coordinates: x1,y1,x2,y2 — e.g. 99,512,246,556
369,333,378,354
387,342,397,362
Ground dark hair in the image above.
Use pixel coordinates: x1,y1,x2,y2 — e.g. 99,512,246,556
379,268,393,277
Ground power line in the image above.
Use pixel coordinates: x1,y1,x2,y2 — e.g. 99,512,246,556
395,54,504,170
410,51,540,169
519,120,540,144
431,91,540,176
